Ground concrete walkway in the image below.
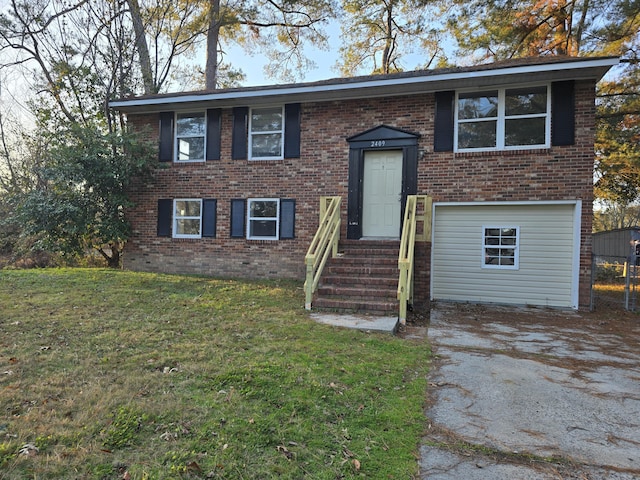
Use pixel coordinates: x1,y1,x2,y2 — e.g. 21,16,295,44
420,303,640,479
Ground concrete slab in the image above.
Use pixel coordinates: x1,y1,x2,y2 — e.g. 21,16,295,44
421,303,640,480
310,312,398,334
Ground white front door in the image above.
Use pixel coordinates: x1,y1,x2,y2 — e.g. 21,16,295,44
362,150,403,238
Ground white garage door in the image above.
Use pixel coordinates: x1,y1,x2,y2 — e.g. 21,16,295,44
431,202,580,309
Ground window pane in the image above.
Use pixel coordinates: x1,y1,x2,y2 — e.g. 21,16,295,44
458,121,497,149
251,107,283,132
176,113,205,136
178,137,205,161
458,92,498,119
250,200,278,218
250,220,277,237
175,200,201,216
505,87,547,115
505,117,545,146
251,133,282,157
176,219,200,235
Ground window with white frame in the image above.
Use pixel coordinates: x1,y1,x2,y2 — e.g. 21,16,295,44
176,112,206,162
483,226,519,269
249,107,284,160
247,198,280,240
173,199,202,238
456,85,549,151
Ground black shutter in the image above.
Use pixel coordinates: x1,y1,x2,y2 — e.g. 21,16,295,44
202,199,217,237
206,109,221,161
157,199,172,237
159,112,174,162
551,81,575,146
434,91,455,152
284,103,301,158
279,199,295,239
230,199,246,238
232,107,248,159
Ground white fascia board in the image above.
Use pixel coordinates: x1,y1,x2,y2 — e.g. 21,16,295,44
433,199,580,208
109,57,618,111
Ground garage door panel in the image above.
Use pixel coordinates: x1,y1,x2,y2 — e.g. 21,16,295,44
431,203,578,308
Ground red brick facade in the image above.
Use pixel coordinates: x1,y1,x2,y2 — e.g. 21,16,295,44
124,80,596,309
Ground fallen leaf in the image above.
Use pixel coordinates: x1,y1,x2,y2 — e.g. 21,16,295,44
122,471,131,480
352,459,361,470
277,445,293,460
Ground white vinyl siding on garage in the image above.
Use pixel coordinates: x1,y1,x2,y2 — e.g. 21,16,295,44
431,203,579,309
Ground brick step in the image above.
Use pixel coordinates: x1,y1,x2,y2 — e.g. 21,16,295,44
337,247,400,257
326,265,399,276
317,285,397,301
333,256,397,266
312,297,398,315
321,275,398,287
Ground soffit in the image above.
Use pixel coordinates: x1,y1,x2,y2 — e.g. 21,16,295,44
109,56,619,114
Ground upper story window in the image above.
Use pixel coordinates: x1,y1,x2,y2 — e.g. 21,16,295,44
176,112,205,162
456,85,549,152
249,107,284,160
173,199,202,238
482,226,519,270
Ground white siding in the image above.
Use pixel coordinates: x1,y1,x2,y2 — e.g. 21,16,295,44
431,203,578,308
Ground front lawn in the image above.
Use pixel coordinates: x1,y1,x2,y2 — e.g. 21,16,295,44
0,269,429,479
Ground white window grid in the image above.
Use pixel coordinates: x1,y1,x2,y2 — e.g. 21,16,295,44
173,199,202,238
249,106,284,160
455,85,550,152
175,111,206,162
247,198,280,240
482,225,520,270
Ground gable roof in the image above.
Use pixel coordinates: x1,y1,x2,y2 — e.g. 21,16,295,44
110,56,618,113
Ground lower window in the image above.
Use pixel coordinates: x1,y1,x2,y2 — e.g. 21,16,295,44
483,226,519,269
174,199,202,238
247,198,279,240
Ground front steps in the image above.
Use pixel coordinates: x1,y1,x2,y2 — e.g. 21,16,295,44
312,240,400,315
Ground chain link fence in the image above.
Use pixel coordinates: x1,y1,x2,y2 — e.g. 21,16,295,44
591,254,639,311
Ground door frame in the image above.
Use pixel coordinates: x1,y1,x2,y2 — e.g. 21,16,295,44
346,125,420,239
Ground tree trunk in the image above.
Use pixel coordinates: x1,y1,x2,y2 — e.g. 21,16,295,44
126,0,155,94
205,0,221,90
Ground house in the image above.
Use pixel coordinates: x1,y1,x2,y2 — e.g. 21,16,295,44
109,55,618,314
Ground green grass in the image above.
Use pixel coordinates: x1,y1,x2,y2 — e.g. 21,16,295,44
0,269,429,479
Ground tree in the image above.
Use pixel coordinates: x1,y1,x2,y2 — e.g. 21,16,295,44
15,121,155,267
202,0,335,89
336,0,445,76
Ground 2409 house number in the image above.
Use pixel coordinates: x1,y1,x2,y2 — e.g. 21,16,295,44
370,140,386,147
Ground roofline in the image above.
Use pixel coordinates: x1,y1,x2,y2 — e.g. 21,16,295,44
110,56,619,112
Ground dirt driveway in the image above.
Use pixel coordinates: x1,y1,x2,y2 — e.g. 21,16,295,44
417,303,640,480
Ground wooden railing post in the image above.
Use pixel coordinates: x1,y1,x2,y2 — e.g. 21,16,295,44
304,196,342,311
398,195,432,326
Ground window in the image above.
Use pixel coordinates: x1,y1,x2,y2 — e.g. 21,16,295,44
249,107,284,160
247,198,280,240
456,86,549,151
176,112,205,162
483,226,519,269
173,199,202,238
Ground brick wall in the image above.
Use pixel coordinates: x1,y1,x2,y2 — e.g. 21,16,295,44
124,80,596,308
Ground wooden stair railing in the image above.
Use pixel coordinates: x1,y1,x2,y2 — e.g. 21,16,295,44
398,195,432,325
304,196,342,310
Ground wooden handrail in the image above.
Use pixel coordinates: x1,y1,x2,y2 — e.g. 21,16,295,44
398,195,432,325
304,196,342,310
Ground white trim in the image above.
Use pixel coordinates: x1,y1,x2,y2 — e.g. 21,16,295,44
571,200,582,309
175,111,206,163
247,198,280,240
481,225,520,270
109,58,618,110
455,85,550,152
248,106,284,160
173,198,203,238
